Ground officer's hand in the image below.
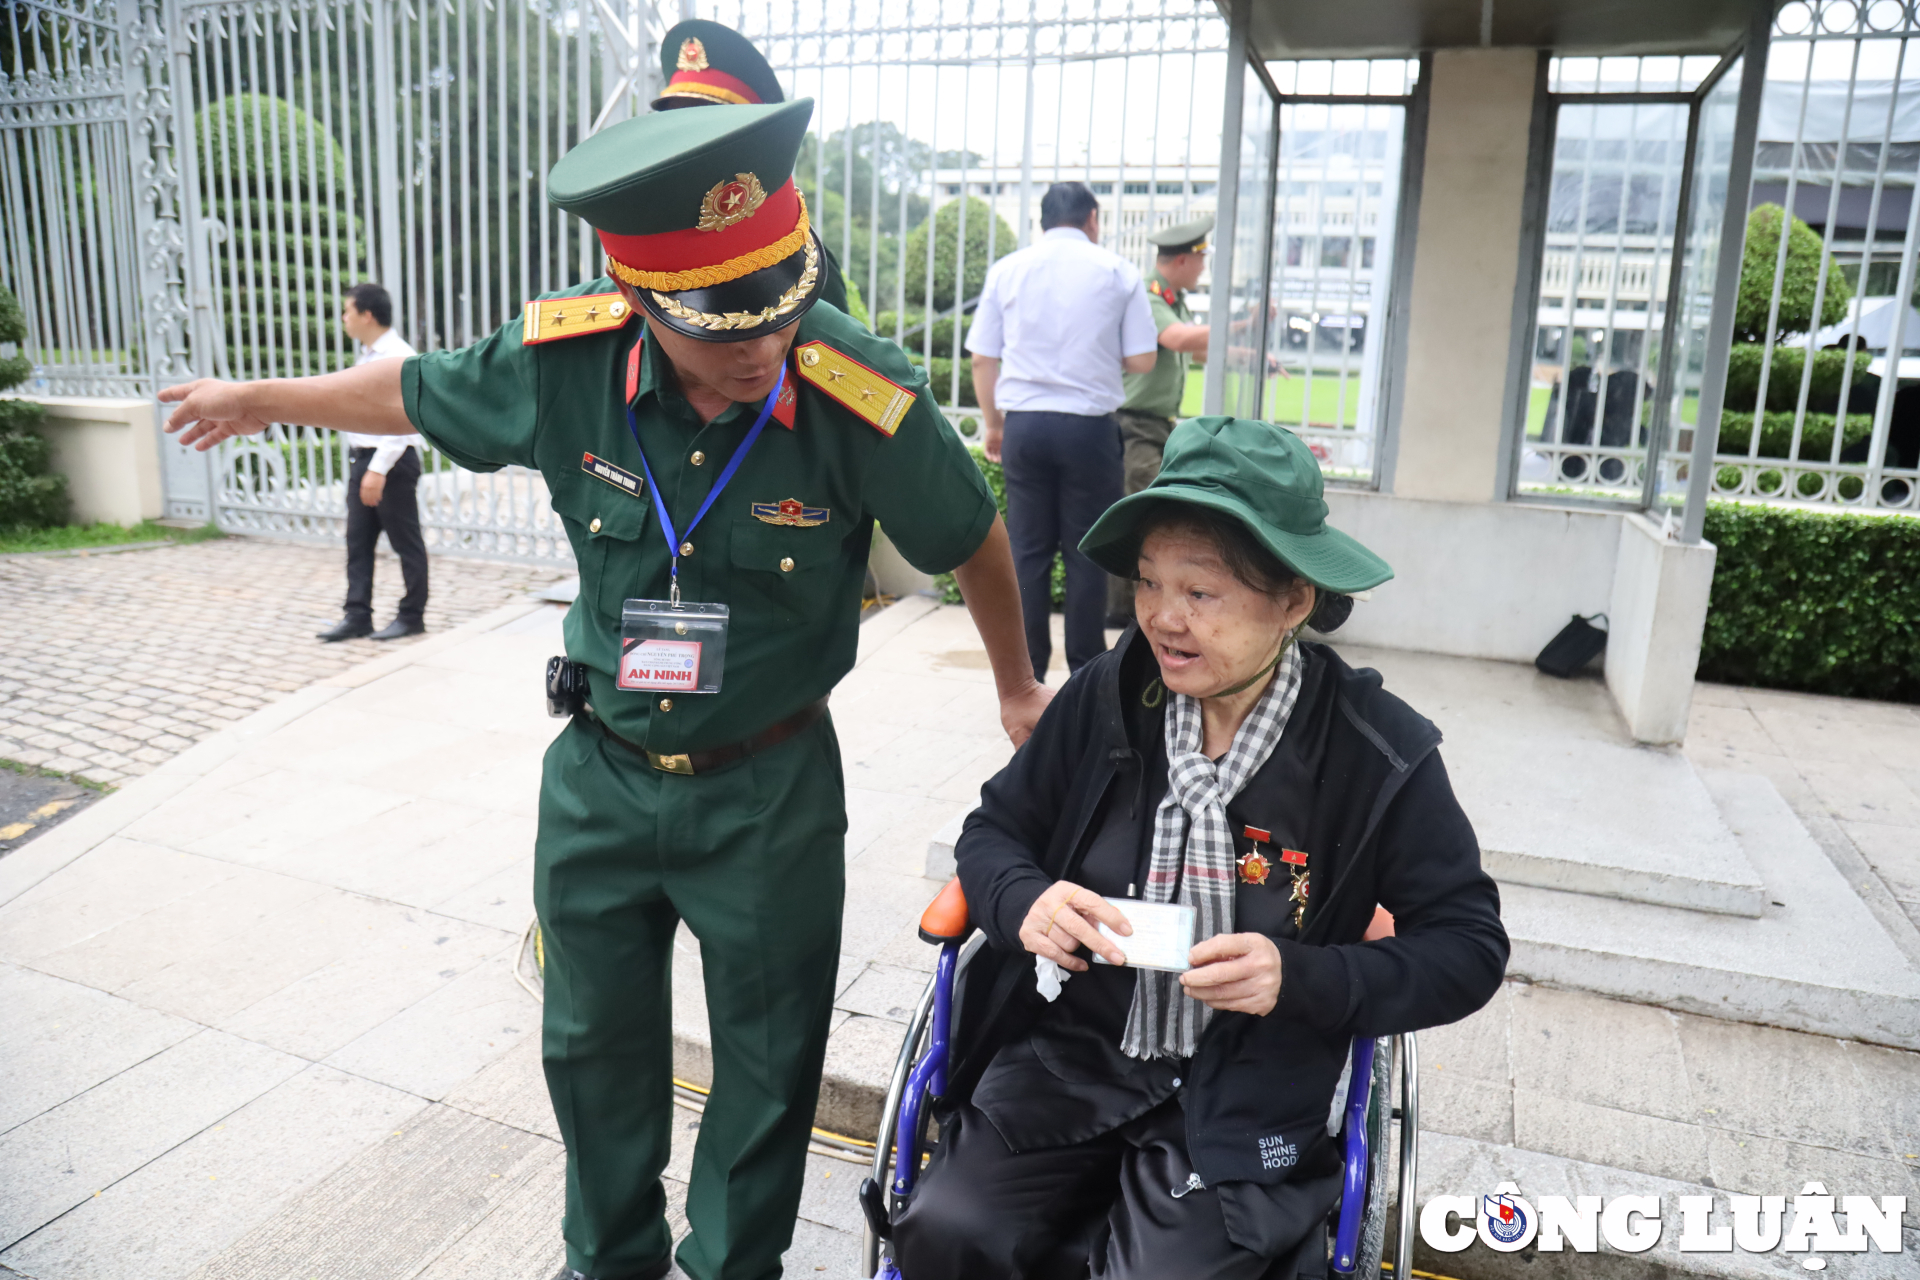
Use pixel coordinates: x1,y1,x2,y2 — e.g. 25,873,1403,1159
1019,880,1131,971
1181,932,1283,1016
1000,680,1053,747
159,379,274,451
359,471,387,507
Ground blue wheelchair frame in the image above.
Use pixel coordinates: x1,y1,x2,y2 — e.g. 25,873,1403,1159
860,933,1420,1280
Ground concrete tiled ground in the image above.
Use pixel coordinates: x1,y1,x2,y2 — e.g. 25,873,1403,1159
6,595,1917,1278
0,597,1018,1279
1686,682,1920,935
0,537,569,788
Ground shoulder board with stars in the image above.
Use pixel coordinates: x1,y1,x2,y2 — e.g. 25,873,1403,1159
792,340,914,437
522,292,634,345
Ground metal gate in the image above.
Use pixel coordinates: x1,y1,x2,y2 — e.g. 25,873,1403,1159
6,0,1236,562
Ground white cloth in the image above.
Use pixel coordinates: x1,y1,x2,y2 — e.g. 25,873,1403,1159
964,227,1158,416
1122,644,1306,1060
346,328,421,474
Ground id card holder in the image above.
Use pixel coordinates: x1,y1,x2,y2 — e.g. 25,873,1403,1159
618,599,729,694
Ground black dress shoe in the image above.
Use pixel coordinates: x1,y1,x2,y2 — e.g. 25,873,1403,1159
316,618,373,642
370,618,426,641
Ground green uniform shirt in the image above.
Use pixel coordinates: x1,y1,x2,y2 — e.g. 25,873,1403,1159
1120,270,1192,420
401,281,997,754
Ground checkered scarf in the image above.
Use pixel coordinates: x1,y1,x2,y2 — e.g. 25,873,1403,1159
1121,642,1305,1060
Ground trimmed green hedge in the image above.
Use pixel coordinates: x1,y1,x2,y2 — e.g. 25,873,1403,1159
1699,503,1920,702
934,446,1065,606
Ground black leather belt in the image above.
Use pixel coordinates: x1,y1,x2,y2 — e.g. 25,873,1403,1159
583,697,827,775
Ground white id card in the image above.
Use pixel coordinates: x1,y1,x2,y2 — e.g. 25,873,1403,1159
1090,898,1196,973
618,599,729,693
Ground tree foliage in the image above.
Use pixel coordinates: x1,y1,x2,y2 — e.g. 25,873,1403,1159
197,94,364,378
0,286,69,530
904,197,1015,313
1735,204,1853,343
797,123,983,316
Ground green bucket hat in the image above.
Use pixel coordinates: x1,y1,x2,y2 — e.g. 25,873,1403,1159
1080,415,1393,594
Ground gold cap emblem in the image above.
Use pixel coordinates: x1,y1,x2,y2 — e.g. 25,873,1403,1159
698,172,768,233
677,37,708,72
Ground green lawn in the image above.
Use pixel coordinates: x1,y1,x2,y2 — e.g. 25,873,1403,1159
1179,369,1365,425
0,520,222,555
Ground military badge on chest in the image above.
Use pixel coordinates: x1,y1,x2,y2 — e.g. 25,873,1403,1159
1242,825,1311,930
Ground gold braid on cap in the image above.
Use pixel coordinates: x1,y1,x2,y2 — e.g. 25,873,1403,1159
646,235,820,332
607,193,811,292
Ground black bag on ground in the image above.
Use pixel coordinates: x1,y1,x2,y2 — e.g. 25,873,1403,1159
1535,614,1608,678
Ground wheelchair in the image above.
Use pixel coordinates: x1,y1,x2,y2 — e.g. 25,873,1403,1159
857,879,1420,1280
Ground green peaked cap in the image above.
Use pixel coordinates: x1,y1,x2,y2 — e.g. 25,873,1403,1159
1079,415,1394,595
1148,213,1214,252
655,19,786,107
547,98,814,237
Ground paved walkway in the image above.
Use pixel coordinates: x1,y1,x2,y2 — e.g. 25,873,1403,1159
1686,682,1920,937
0,596,1026,1280
0,538,571,788
2,599,1915,1279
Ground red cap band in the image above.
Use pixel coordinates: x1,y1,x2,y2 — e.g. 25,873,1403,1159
661,67,761,105
600,179,805,291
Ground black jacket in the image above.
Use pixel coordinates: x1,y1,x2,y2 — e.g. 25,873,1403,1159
949,629,1509,1189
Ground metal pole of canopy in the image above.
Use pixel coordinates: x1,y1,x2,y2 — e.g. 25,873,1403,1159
1202,0,1250,416
1680,5,1771,546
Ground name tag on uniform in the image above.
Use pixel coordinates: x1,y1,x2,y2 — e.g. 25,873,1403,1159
582,452,644,498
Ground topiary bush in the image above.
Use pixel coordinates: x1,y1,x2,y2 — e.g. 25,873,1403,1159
1722,344,1874,414
1734,204,1853,344
903,197,1014,313
1699,502,1920,702
0,285,69,531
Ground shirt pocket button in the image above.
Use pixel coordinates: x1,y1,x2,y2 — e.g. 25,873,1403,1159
780,557,795,572
590,517,602,533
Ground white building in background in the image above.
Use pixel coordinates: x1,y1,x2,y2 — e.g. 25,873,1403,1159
925,152,1401,353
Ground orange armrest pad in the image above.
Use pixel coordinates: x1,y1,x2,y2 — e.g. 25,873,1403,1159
918,876,970,943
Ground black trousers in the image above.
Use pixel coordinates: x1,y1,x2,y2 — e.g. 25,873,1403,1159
891,1102,1328,1280
345,446,428,625
1001,410,1123,681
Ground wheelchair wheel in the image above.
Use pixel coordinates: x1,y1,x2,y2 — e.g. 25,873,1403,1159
1353,1032,1395,1278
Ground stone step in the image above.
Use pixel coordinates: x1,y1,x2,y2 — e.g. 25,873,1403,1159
1504,769,1920,1051
1343,644,1768,918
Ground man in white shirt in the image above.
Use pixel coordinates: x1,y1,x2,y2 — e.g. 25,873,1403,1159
318,283,429,642
966,182,1158,679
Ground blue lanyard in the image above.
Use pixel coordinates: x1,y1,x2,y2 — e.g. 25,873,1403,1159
626,362,785,605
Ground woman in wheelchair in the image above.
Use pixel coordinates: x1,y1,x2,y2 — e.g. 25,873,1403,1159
888,418,1509,1280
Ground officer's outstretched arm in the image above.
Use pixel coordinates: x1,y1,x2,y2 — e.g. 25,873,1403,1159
950,514,1054,746
159,360,410,451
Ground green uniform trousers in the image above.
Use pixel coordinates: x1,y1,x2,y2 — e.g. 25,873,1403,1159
535,713,847,1280
1106,409,1176,621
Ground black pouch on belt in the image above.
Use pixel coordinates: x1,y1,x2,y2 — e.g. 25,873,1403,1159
546,656,590,718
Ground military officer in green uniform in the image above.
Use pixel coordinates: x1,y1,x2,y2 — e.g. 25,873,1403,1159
160,99,1047,1280
651,17,851,316
1106,215,1213,625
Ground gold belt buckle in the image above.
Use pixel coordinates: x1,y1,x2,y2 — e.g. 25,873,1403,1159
648,751,695,775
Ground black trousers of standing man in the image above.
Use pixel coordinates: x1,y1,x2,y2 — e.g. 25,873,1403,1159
1001,410,1122,681
345,445,429,627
